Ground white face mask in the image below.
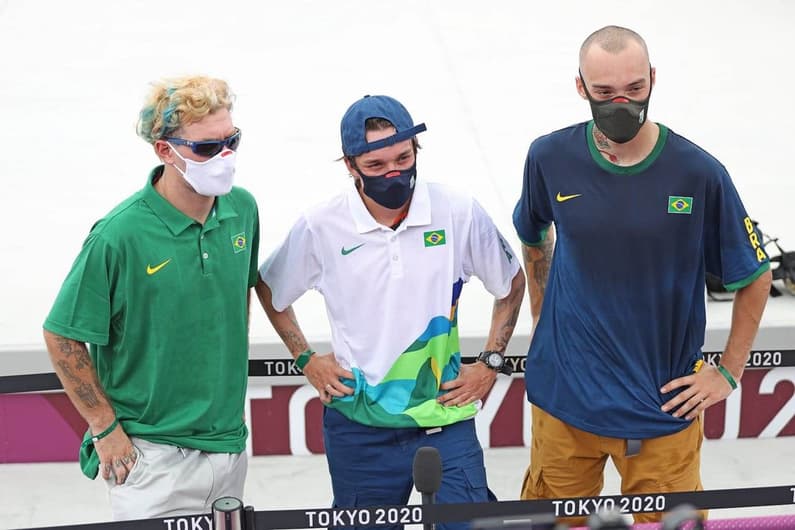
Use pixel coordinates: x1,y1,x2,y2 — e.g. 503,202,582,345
169,144,237,197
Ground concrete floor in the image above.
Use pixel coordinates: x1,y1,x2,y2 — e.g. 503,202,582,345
2,438,794,529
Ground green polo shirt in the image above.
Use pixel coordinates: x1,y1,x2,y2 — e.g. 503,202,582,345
44,167,260,478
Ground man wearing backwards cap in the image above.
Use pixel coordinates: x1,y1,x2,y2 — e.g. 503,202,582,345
257,95,525,528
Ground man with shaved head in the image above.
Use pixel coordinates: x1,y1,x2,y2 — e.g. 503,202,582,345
513,26,772,525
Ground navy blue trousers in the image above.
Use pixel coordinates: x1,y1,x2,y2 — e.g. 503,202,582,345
323,407,496,530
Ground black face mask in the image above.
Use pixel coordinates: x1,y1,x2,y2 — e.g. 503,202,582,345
580,69,652,144
354,162,417,209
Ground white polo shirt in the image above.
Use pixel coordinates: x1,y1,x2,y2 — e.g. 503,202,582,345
260,181,519,428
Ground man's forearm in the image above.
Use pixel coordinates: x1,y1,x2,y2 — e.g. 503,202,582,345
271,305,310,356
521,225,555,323
485,269,526,353
720,269,773,379
43,330,115,431
255,278,310,356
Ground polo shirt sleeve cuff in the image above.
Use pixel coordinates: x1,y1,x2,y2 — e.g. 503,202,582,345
517,225,551,247
42,320,109,346
723,262,771,292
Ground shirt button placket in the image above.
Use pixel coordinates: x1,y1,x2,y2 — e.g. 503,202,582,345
387,231,403,278
200,230,210,274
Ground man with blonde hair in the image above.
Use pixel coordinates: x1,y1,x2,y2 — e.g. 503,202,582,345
43,75,259,519
513,26,771,525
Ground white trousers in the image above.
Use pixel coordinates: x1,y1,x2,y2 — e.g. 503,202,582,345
106,437,247,521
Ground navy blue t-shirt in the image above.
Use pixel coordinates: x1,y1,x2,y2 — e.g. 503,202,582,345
513,121,769,439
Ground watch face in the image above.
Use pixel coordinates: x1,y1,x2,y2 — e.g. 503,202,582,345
486,352,503,368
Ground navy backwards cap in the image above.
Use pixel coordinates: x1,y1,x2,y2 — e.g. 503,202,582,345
341,95,427,156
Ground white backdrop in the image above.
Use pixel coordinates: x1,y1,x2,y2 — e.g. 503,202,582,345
1,0,793,349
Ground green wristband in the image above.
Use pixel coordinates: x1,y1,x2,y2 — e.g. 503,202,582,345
295,349,316,370
81,417,119,448
717,364,738,390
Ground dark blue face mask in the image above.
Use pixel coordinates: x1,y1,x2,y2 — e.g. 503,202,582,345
355,162,417,209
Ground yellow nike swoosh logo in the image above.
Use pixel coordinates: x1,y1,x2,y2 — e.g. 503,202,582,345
146,259,172,276
556,192,582,203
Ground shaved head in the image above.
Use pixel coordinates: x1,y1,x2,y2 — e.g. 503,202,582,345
579,25,650,69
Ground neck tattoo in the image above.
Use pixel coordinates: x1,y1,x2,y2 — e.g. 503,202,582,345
593,129,619,163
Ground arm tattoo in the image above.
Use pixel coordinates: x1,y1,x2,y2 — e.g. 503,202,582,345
492,298,522,352
275,309,309,353
53,337,107,409
523,239,553,299
56,360,81,385
534,237,554,295
277,329,309,354
55,336,91,371
522,235,554,322
75,383,102,408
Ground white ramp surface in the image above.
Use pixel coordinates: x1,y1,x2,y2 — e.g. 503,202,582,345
0,0,793,347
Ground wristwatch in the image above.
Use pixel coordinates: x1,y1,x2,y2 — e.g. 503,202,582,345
476,351,512,376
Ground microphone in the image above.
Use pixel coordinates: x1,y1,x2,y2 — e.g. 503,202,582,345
586,508,629,530
661,504,704,530
212,497,257,530
413,446,443,530
212,497,244,530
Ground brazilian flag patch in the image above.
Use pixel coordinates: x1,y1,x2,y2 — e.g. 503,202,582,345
668,196,693,214
232,233,247,253
424,230,446,247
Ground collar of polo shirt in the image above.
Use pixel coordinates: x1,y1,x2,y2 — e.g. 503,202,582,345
348,180,432,233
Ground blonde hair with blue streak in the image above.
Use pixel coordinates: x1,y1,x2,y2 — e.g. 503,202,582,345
136,76,234,144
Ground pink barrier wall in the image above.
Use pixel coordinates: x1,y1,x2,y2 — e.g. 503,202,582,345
572,514,795,529
2,369,794,463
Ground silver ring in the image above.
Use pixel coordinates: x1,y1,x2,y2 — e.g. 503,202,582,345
325,383,332,391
